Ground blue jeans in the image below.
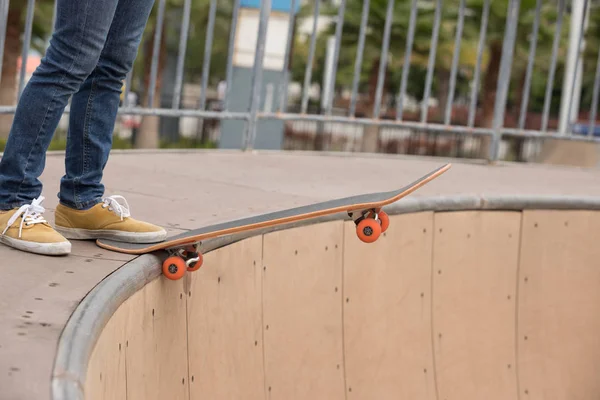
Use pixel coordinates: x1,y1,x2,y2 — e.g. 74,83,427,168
0,0,155,211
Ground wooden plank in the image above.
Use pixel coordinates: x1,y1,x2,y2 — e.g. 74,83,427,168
343,212,436,399
187,236,265,400
124,277,189,400
85,300,129,400
518,210,600,399
432,211,520,400
262,221,345,399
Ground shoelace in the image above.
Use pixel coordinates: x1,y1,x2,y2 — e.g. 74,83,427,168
2,196,48,238
102,195,131,220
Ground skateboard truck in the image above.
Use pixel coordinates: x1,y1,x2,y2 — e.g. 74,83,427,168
162,242,204,280
348,208,390,243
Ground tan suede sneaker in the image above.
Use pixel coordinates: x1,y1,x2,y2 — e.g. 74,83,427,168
0,197,71,255
54,195,167,243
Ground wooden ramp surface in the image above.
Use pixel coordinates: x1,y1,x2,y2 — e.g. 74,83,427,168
87,209,600,400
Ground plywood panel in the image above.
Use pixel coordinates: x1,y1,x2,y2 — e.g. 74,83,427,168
343,212,436,399
125,276,189,400
432,211,520,400
518,210,600,399
85,299,129,400
262,221,345,399
187,236,265,400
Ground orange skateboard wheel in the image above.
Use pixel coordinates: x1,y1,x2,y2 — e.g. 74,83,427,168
187,253,204,272
379,211,390,233
356,218,382,243
163,256,186,280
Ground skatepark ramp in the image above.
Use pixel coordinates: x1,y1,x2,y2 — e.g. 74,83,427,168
52,196,600,400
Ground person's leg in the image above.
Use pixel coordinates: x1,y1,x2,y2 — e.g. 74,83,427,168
54,0,166,244
58,0,156,210
0,0,122,255
0,0,120,210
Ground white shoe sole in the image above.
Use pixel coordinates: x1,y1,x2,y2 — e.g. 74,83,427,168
55,226,167,244
0,235,71,256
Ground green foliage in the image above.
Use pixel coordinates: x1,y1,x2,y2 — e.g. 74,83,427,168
30,0,55,54
129,0,234,97
184,0,233,85
16,0,600,125
291,0,594,120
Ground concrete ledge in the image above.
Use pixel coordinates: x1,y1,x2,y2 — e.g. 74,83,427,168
535,138,600,167
50,194,600,400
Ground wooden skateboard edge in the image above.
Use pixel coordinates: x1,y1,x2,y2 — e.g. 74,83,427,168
96,163,451,255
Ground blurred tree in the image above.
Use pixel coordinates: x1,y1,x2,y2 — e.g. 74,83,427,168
292,0,439,117
0,4,23,125
578,4,600,116
133,0,233,148
293,0,563,128
0,0,54,139
465,0,559,128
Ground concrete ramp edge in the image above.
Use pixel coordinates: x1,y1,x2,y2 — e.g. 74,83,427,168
51,194,600,400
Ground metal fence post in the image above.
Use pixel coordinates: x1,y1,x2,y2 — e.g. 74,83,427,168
147,0,167,108
349,0,369,117
564,0,589,136
373,0,394,119
243,0,271,151
172,0,192,110
588,45,600,137
467,0,490,128
198,0,217,113
224,0,240,112
301,0,320,114
490,0,520,162
420,0,441,123
0,0,9,84
541,0,566,133
396,0,418,121
324,0,346,116
18,0,35,99
444,0,466,126
277,0,297,113
518,0,541,131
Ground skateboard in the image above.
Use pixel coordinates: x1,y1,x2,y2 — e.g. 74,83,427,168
96,163,451,280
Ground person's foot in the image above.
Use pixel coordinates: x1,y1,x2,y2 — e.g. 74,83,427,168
0,197,71,255
54,195,167,243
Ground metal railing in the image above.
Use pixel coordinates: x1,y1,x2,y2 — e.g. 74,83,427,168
2,0,600,162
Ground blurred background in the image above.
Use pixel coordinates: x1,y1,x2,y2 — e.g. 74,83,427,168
2,0,600,164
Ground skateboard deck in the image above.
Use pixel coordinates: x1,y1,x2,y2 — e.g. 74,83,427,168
97,163,451,280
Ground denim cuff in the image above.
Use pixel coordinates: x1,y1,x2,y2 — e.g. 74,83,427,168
0,201,30,211
59,198,102,211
